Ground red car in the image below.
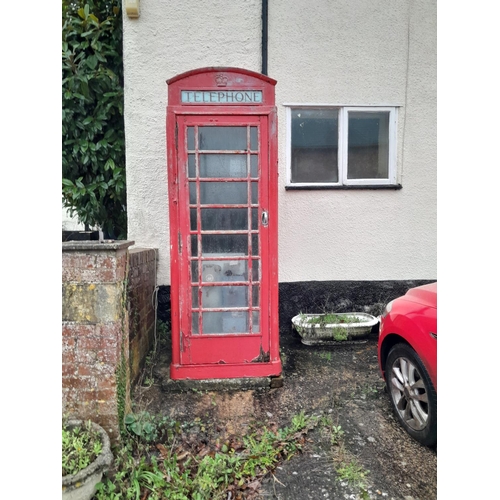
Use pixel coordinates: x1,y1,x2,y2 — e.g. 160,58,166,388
378,282,437,446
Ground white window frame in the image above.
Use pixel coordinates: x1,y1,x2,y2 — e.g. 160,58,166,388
285,105,398,187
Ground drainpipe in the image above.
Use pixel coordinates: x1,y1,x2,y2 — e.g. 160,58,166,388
261,0,268,75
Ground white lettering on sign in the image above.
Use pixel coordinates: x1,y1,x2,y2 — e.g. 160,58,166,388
181,90,263,104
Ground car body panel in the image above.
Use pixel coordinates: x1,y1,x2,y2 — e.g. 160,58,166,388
378,282,437,391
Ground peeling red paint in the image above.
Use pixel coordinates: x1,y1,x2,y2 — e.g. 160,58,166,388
167,68,281,380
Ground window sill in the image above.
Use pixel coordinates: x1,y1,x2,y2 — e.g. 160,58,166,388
285,184,402,191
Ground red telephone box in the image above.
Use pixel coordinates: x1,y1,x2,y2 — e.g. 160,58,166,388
166,67,281,380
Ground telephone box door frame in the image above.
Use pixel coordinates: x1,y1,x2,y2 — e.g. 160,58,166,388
166,67,281,380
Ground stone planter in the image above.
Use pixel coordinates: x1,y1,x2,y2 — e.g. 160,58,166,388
292,312,379,346
62,420,113,500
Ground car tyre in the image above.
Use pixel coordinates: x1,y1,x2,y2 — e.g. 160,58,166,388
385,343,437,446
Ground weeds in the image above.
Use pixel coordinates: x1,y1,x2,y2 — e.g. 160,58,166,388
320,413,371,498
337,459,370,487
136,319,171,388
332,326,348,341
294,313,359,341
62,419,103,476
330,425,344,446
304,313,363,326
124,411,180,443
95,411,318,499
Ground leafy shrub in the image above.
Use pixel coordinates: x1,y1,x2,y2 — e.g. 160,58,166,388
62,0,126,238
124,411,180,443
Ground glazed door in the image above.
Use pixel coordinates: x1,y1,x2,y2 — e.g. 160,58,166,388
177,115,271,365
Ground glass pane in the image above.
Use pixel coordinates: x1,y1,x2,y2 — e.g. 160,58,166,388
251,208,258,230
252,259,260,281
202,260,248,282
201,286,248,308
187,127,195,150
191,235,198,256
199,126,246,150
250,127,258,150
203,311,248,334
189,182,197,204
200,182,247,205
190,208,197,231
202,234,248,255
192,286,199,308
251,182,258,204
252,234,259,255
201,208,248,230
291,108,338,183
188,154,196,178
252,311,260,333
199,154,247,178
347,111,390,179
250,155,258,177
191,260,198,282
192,312,199,334
252,286,259,306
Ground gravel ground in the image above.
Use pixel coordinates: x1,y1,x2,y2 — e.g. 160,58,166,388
135,327,437,500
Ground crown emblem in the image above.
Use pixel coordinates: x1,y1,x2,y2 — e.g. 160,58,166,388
215,73,228,87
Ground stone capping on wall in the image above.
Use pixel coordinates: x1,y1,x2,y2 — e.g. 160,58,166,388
62,240,135,252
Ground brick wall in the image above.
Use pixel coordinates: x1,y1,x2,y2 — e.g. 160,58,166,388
128,248,157,384
62,241,157,443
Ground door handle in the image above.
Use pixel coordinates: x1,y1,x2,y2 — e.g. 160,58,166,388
261,210,268,226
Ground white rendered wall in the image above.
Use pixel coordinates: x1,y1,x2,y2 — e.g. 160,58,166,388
122,0,436,285
123,0,262,285
62,207,84,231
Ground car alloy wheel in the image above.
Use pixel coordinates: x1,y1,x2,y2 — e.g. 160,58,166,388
385,343,436,446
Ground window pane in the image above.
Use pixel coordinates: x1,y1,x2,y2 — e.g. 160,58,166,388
202,311,248,334
252,259,260,281
191,235,198,256
199,154,247,178
188,154,196,178
199,126,246,150
189,182,197,204
200,182,247,205
192,312,199,334
252,311,260,333
250,155,258,177
201,208,248,230
201,286,248,308
192,286,199,308
191,260,198,282
202,260,248,282
190,208,197,231
187,127,195,150
202,234,248,255
251,234,259,256
252,286,259,306
291,109,338,183
250,127,258,150
347,111,390,179
251,182,258,204
251,208,258,230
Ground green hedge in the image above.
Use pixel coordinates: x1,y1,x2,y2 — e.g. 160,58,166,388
62,1,126,239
